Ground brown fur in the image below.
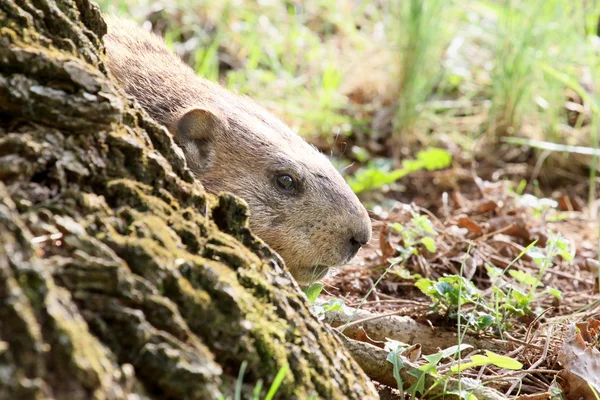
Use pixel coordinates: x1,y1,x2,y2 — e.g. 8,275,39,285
103,17,371,284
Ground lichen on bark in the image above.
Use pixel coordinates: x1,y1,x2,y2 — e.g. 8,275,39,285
0,1,378,399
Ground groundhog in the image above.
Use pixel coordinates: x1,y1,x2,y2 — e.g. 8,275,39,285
103,17,371,285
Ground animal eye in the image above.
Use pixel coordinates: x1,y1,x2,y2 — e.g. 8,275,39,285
275,174,296,192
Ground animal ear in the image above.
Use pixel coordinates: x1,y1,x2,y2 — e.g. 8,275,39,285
175,107,229,142
172,107,229,175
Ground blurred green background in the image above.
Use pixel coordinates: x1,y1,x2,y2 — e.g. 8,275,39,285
98,0,600,202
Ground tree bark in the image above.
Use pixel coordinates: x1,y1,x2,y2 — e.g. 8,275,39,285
0,1,378,399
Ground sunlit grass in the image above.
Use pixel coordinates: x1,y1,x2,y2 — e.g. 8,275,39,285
482,1,588,142
98,0,365,139
391,0,454,152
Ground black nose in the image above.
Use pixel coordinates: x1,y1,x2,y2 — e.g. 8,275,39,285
343,212,372,262
347,228,370,259
349,236,364,256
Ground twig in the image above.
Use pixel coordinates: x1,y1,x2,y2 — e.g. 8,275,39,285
505,325,554,395
481,369,558,383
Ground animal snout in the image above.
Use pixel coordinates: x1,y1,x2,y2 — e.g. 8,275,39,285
345,214,372,261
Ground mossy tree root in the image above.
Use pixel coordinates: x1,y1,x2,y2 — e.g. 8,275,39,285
0,1,378,398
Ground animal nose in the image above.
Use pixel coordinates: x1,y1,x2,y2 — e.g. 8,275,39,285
346,216,372,259
349,236,364,255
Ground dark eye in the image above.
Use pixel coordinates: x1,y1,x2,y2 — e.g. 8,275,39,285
275,174,296,192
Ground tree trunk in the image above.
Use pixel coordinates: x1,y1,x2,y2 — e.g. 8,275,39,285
0,1,378,399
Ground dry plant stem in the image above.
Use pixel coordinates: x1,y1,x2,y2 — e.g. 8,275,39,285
502,333,544,353
339,310,408,331
347,299,428,307
481,369,558,383
506,326,553,395
327,308,506,354
338,333,510,400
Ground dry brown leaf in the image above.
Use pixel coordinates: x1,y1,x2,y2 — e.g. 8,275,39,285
557,318,600,399
474,199,499,213
487,216,531,241
352,326,386,348
456,217,484,236
516,393,551,400
379,222,395,262
558,195,584,212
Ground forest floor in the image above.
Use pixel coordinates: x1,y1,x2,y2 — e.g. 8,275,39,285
323,168,599,398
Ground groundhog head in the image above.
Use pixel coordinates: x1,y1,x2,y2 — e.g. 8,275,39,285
172,101,371,284
104,18,371,284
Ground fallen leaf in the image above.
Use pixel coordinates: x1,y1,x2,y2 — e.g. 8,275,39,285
379,222,395,262
456,217,484,236
474,199,499,213
353,326,385,348
487,216,531,241
557,318,600,400
516,393,551,400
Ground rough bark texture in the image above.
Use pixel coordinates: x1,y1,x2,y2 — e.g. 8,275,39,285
0,1,378,399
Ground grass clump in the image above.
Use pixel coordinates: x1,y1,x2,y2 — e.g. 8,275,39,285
391,0,454,150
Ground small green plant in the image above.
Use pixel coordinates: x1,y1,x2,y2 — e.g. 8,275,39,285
526,231,574,295
221,362,288,400
415,275,481,320
449,350,523,373
385,341,522,398
416,231,573,334
303,283,324,303
347,148,452,194
312,298,347,321
390,213,439,259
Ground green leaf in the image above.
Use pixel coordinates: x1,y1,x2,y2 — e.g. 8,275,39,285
384,339,409,353
415,278,437,297
509,270,539,287
527,246,547,266
548,231,574,263
389,222,404,233
407,368,427,395
436,281,457,298
451,352,523,373
412,214,438,236
423,352,444,366
264,365,288,400
386,341,409,391
509,288,533,310
347,150,451,194
304,283,323,303
447,389,479,400
322,298,345,312
440,344,473,359
484,351,523,370
485,265,503,279
450,361,479,373
546,287,563,299
351,146,370,163
476,313,495,330
416,148,453,170
420,236,437,252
